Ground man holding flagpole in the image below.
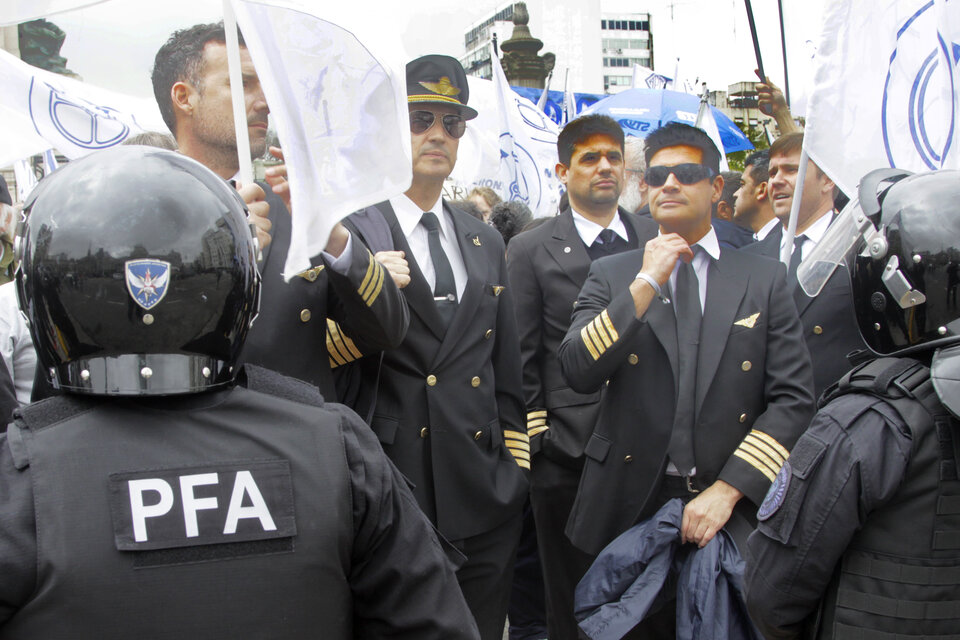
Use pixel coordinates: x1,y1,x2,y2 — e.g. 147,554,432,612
151,23,408,401
744,133,867,398
345,55,528,640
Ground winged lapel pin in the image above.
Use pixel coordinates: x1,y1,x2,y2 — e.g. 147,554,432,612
734,312,760,328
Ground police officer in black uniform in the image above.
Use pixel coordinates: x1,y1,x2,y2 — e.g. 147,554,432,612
744,168,960,639
0,146,479,639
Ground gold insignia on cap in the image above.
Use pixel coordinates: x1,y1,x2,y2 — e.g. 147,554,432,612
473,236,482,246
492,285,505,296
420,76,461,97
734,312,760,328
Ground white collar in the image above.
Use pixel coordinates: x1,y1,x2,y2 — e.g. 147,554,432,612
571,208,630,246
781,209,834,248
391,194,448,238
657,226,722,261
755,217,781,241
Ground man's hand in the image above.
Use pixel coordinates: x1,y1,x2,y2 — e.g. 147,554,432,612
264,146,291,212
681,479,743,548
236,181,272,250
640,233,694,286
629,233,693,317
755,73,800,135
756,75,787,117
375,250,410,288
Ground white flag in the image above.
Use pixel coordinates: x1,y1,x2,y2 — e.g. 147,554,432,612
486,54,561,219
631,64,668,90
0,48,165,169
804,0,960,196
695,90,730,172
0,0,110,25
231,0,411,279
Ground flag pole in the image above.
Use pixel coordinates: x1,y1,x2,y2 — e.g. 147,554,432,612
780,148,808,266
222,0,255,185
743,0,766,83
777,0,790,107
536,70,552,113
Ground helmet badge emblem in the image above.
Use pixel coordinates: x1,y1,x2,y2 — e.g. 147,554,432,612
125,259,171,310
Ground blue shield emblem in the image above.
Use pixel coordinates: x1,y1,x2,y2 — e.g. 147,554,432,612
125,259,171,310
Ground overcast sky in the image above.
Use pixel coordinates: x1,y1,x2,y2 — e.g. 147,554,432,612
52,0,825,115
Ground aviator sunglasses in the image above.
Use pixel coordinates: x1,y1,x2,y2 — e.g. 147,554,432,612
409,110,467,139
644,163,717,187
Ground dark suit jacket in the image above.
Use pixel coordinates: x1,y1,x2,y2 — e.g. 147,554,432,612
237,188,408,401
744,223,868,398
558,244,815,554
343,200,528,541
505,208,658,467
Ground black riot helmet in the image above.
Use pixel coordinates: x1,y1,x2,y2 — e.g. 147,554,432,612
15,146,261,395
846,169,960,356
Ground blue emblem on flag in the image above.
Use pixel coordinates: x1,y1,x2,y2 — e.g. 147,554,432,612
757,460,791,522
125,259,171,310
28,78,131,153
882,2,960,171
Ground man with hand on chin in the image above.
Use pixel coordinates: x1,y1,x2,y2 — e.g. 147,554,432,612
559,122,814,637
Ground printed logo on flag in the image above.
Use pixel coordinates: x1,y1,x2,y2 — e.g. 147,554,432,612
499,99,556,213
28,78,131,152
125,260,171,310
644,74,669,90
882,2,960,170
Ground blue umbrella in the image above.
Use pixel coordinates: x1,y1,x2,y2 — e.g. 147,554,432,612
581,88,754,154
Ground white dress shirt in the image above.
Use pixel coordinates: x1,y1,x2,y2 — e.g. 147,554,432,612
389,194,468,301
780,209,834,261
571,209,630,246
665,226,721,312
754,217,781,242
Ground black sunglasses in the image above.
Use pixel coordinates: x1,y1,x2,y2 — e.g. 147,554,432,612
409,110,466,139
644,163,716,187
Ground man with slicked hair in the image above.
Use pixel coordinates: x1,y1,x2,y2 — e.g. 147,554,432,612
507,114,658,639
559,122,814,637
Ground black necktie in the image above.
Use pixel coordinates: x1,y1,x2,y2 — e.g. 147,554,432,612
420,211,457,325
787,235,805,291
586,228,626,260
667,251,702,477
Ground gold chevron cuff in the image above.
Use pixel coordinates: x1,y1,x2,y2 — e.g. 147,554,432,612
326,319,362,368
526,410,549,437
733,430,790,482
580,309,619,360
358,251,385,307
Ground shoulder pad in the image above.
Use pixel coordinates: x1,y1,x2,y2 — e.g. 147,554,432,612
16,394,102,431
240,365,326,408
345,205,394,254
822,357,928,406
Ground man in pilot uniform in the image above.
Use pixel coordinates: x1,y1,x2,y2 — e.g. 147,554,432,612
343,55,528,640
558,123,815,637
150,22,408,400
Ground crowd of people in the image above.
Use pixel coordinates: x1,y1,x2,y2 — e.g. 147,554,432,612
1,19,959,640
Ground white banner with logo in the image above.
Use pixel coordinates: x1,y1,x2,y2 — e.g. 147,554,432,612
0,48,165,169
449,66,561,219
804,0,960,196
